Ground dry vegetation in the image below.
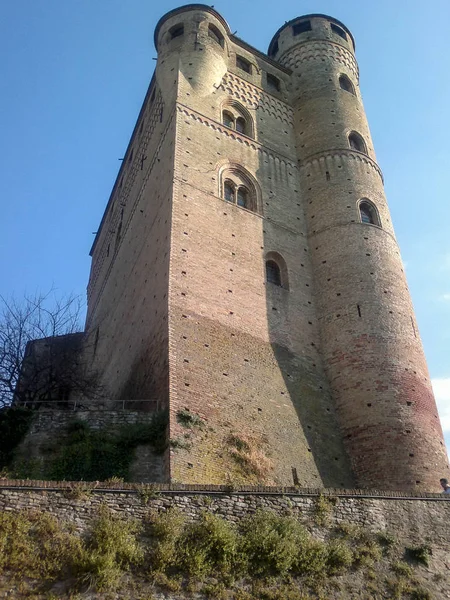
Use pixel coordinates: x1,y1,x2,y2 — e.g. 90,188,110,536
0,498,444,599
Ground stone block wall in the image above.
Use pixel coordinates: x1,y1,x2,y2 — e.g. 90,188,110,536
15,409,167,483
0,481,448,544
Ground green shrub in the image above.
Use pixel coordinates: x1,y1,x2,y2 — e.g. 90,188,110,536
352,539,383,567
0,510,81,581
176,408,204,428
239,510,308,577
411,587,432,600
146,508,186,573
180,512,239,578
314,494,335,526
391,560,413,578
325,539,353,575
75,506,143,591
44,411,168,482
405,545,432,567
377,530,397,549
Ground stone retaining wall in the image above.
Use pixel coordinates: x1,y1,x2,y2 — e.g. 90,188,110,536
0,481,448,545
15,410,167,482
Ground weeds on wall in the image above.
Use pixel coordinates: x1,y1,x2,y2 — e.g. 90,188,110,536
176,408,204,429
227,433,273,482
11,410,168,482
0,505,437,599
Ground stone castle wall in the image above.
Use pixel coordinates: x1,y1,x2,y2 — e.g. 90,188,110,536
15,409,167,483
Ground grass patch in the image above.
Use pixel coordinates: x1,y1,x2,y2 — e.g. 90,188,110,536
391,560,413,578
227,433,273,482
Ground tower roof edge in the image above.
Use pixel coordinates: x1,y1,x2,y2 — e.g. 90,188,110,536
268,14,355,56
154,3,231,49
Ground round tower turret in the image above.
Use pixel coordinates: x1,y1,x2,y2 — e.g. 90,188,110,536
269,15,449,491
154,4,229,101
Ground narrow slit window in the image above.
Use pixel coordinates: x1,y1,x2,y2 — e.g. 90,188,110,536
339,74,355,95
266,260,282,286
293,20,312,35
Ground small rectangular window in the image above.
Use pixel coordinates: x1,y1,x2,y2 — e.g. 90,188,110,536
293,20,312,36
170,24,184,40
236,55,251,74
330,23,347,41
266,73,280,92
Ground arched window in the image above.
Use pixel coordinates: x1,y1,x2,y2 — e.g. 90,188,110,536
169,24,184,40
224,181,235,202
348,131,367,153
208,24,224,48
220,165,260,214
266,260,281,286
339,74,355,95
265,252,289,289
223,111,234,129
359,200,380,227
237,187,248,208
221,101,254,138
235,117,246,134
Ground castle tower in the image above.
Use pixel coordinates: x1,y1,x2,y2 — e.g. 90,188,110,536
84,5,449,491
268,15,449,490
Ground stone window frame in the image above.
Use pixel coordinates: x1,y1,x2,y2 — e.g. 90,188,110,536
236,54,252,74
265,251,289,289
348,131,367,154
330,23,347,41
218,164,261,215
221,99,255,139
208,23,224,48
293,20,312,36
339,74,356,95
358,199,381,227
266,72,281,93
169,24,184,40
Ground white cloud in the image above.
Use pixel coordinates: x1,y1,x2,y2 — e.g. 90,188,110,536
431,378,450,458
439,293,450,302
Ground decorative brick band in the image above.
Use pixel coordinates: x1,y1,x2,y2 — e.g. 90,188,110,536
299,148,383,182
176,104,298,169
280,40,359,81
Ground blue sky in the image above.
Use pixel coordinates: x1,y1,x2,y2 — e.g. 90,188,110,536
1,0,450,458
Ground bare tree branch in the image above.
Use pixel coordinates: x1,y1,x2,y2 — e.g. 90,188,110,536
0,291,102,408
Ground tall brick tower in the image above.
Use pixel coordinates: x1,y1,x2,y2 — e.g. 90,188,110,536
84,5,449,491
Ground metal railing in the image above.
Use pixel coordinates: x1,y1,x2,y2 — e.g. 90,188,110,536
15,398,162,412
